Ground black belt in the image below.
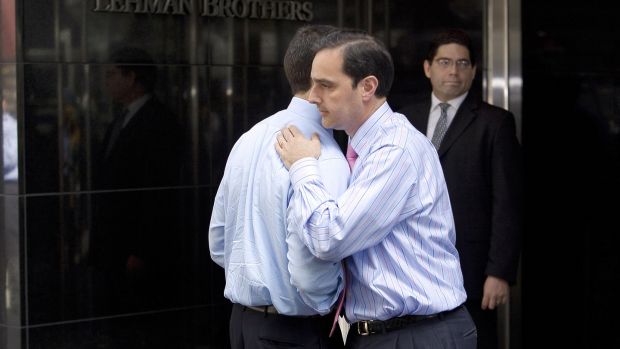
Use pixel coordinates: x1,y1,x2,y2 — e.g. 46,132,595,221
243,305,278,315
353,305,464,336
241,305,320,318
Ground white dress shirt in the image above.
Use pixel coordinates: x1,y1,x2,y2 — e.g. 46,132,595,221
427,92,468,139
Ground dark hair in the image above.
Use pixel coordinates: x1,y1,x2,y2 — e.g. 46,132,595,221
284,24,338,94
317,29,394,97
110,47,157,93
426,29,476,66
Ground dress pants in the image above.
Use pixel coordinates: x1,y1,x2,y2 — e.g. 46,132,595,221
229,303,344,349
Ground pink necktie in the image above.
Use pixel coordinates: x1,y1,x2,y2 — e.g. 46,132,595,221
346,143,358,170
329,145,356,337
329,260,347,337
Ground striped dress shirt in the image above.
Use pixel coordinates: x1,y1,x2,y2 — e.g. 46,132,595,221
209,97,349,316
287,102,467,323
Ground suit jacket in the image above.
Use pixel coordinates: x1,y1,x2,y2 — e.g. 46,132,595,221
92,96,185,310
97,97,182,190
399,92,523,300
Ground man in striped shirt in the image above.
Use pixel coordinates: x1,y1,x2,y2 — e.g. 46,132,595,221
276,29,477,348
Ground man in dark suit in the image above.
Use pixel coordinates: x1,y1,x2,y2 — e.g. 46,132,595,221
399,29,522,349
92,47,184,315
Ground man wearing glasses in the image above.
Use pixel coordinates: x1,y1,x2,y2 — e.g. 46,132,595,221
399,28,523,349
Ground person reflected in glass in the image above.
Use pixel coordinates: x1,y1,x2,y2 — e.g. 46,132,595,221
3,98,18,181
92,46,184,314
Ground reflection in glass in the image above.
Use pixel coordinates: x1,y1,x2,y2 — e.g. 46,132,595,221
1,63,18,185
2,101,18,181
1,195,21,329
90,47,186,316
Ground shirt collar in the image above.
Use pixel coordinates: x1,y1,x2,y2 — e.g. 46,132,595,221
431,91,468,112
287,97,321,123
349,101,391,156
123,94,151,127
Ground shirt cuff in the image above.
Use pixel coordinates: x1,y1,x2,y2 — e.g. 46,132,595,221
289,157,320,187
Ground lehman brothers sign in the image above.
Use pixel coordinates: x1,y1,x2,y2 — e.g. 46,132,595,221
93,0,314,21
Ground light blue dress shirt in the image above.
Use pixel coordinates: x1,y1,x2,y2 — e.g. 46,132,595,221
287,102,467,323
209,97,349,316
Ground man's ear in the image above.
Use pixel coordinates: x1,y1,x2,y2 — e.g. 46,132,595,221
359,75,379,101
423,60,432,78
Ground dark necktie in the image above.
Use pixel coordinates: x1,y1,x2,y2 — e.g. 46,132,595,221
104,108,128,158
431,103,450,149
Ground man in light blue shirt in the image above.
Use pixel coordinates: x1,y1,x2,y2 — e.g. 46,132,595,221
276,30,476,348
209,25,349,349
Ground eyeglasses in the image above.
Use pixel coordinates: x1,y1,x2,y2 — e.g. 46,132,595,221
434,58,472,70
